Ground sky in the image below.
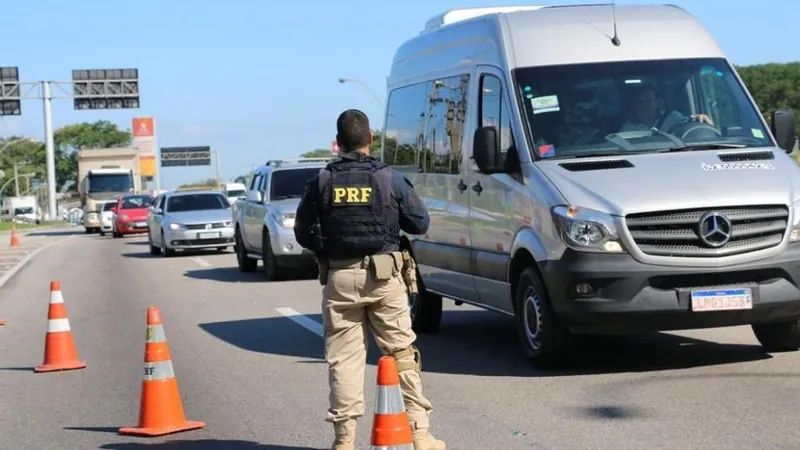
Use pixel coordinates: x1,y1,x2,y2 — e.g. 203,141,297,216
0,0,798,189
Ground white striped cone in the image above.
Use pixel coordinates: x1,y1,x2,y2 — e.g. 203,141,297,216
371,356,414,449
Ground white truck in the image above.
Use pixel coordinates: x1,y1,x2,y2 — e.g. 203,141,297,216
77,148,141,233
1,195,40,223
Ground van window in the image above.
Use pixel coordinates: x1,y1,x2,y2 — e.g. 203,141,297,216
514,58,772,159
383,74,470,174
479,74,516,167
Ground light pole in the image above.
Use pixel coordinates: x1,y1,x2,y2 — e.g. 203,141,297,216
337,77,385,107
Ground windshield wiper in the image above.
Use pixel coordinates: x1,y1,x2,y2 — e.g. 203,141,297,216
660,142,748,153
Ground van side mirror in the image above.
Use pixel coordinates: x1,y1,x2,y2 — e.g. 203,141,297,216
246,190,264,203
473,126,504,174
770,109,796,153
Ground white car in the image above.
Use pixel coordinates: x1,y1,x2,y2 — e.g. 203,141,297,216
99,201,117,236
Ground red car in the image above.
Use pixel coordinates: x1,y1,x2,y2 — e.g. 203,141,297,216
112,194,153,238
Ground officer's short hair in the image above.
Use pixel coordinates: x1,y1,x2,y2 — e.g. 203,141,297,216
336,109,372,152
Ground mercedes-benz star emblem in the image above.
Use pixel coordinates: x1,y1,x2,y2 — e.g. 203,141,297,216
205,223,212,230
697,212,732,248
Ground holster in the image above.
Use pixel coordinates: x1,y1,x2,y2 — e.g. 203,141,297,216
317,259,329,286
400,250,419,295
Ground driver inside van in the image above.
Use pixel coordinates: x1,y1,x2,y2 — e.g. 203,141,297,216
620,84,714,133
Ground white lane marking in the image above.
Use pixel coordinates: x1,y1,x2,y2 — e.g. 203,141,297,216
275,307,324,337
0,236,74,290
192,257,211,267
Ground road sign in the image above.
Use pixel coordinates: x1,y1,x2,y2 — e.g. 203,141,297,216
0,66,21,116
132,117,156,156
71,68,139,110
32,179,39,189
160,146,211,167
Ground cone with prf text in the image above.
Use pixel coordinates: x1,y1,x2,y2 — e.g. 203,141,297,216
119,306,204,437
9,224,20,248
35,281,86,373
370,356,414,449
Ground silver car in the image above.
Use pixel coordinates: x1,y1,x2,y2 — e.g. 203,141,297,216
147,190,235,257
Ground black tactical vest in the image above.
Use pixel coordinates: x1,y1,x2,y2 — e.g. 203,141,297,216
317,156,399,260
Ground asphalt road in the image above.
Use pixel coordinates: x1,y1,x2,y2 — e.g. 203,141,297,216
2,231,800,449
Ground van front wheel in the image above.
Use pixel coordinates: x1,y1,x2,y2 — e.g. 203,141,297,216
514,267,573,369
752,320,800,352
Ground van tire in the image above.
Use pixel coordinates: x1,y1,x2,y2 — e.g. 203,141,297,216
752,320,800,352
514,267,572,369
408,263,442,333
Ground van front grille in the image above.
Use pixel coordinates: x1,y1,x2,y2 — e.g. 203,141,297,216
625,205,789,258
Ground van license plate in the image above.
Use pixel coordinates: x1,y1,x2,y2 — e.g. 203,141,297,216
197,232,220,239
691,288,753,312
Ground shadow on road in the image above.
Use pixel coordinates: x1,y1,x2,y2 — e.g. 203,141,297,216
24,229,82,237
126,241,150,246
183,267,316,283
99,440,323,449
199,309,772,377
184,267,265,282
121,250,233,259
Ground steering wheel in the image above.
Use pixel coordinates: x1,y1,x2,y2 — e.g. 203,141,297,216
669,118,722,141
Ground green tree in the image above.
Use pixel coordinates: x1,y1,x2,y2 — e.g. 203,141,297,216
737,62,800,133
178,178,218,189
54,120,132,191
300,148,333,158
0,136,45,196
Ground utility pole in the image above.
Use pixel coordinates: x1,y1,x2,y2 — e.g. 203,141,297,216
13,163,19,196
214,151,221,188
0,66,141,220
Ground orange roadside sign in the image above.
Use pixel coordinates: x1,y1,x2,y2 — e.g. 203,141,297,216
133,118,155,138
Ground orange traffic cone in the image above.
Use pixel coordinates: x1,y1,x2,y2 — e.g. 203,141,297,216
9,225,19,248
119,306,205,437
34,281,87,373
370,356,414,449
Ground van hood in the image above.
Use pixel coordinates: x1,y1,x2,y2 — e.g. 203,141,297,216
535,148,800,216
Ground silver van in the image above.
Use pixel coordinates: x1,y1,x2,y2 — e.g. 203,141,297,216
380,4,799,368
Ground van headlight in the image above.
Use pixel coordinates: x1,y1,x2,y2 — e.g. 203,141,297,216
790,200,800,242
552,205,626,253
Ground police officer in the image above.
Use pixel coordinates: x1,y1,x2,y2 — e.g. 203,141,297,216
294,109,445,450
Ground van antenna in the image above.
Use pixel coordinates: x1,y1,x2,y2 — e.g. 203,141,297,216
610,0,621,46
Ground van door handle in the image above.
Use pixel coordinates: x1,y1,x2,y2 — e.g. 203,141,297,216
472,182,483,195
457,179,467,192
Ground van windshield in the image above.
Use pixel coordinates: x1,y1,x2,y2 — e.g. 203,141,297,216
514,57,772,159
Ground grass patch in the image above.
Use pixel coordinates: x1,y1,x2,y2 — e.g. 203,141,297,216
0,220,64,231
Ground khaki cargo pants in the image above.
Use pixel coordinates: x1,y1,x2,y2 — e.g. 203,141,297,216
321,257,434,433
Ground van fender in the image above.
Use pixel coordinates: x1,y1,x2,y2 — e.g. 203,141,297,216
507,226,548,280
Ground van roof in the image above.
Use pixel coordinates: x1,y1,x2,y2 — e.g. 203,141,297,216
390,4,724,86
